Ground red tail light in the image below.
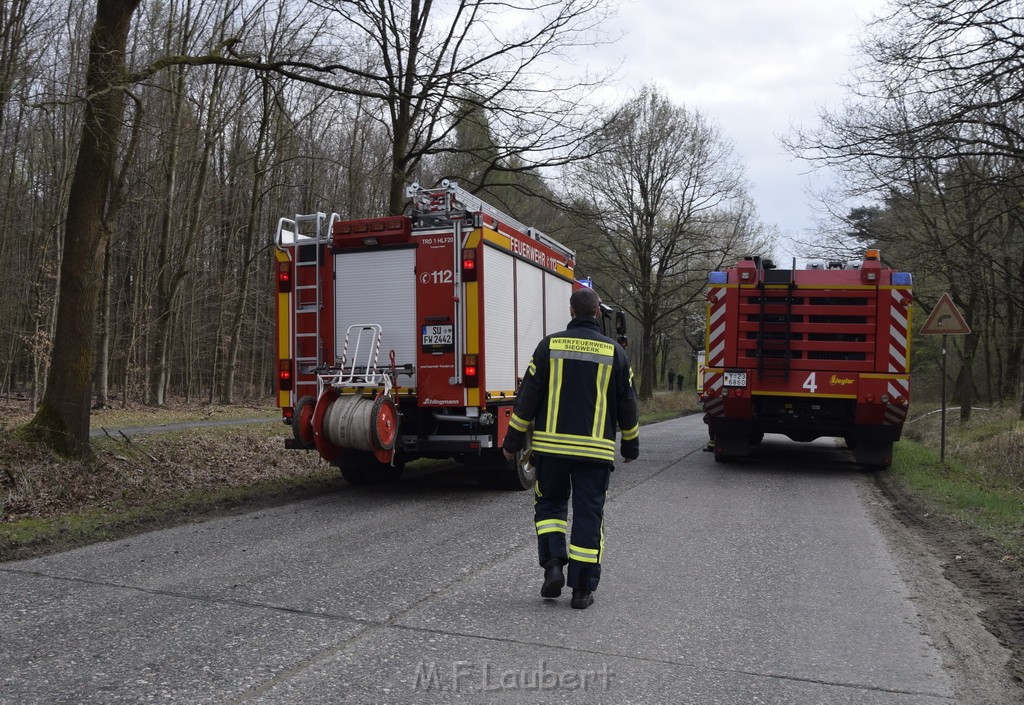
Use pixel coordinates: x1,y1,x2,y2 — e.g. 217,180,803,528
463,354,479,387
278,359,293,391
462,248,478,281
277,261,292,293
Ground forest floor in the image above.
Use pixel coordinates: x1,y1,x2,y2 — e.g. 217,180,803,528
0,391,699,560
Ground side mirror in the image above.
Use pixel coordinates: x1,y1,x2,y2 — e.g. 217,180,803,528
615,310,627,336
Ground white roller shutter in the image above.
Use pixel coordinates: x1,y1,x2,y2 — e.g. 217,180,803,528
515,261,545,377
544,274,573,335
483,245,516,391
334,248,418,385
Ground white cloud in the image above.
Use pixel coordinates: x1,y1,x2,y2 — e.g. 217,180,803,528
586,0,890,256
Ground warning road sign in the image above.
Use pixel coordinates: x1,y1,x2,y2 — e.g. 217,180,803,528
919,292,971,335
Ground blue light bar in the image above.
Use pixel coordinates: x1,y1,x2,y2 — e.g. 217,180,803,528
891,272,912,286
708,271,728,284
576,277,593,288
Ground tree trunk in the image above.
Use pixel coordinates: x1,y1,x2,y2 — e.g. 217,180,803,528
94,241,112,407
147,70,185,407
27,0,141,456
638,313,656,401
955,331,980,423
221,78,272,404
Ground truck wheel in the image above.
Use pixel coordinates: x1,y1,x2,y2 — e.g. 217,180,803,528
854,441,892,470
476,432,535,491
339,450,404,485
713,432,749,463
292,395,317,449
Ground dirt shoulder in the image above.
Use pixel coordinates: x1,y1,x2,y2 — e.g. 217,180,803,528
862,472,1024,702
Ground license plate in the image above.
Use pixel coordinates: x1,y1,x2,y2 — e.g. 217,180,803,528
422,324,453,346
724,371,747,387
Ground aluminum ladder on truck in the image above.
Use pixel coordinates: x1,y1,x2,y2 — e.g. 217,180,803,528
756,268,795,380
318,323,394,396
406,180,577,261
275,213,339,390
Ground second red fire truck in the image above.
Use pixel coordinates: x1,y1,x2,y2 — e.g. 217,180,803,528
702,251,913,467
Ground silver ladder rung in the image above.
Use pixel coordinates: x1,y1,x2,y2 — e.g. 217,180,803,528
296,333,318,338
295,284,318,290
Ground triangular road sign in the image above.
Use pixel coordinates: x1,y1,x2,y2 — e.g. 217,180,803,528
919,292,971,335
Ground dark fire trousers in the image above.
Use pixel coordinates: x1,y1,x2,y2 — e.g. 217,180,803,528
533,454,612,592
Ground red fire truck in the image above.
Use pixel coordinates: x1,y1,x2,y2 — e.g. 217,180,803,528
701,251,912,467
273,182,625,489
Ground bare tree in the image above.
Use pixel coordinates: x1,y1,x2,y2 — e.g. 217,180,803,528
25,0,142,454
564,87,768,400
786,0,1024,420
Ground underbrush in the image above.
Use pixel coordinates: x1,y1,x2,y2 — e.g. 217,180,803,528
638,390,701,423
0,420,330,559
1,398,277,430
902,404,1024,487
893,404,1024,557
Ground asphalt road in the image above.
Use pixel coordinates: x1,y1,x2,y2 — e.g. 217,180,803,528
1,415,959,704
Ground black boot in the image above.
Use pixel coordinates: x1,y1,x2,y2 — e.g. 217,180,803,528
570,589,594,609
540,559,565,598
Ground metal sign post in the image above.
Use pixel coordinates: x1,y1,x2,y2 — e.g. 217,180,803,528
940,335,946,462
919,293,971,463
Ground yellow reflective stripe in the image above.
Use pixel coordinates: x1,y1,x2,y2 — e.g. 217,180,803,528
527,360,536,376
620,424,639,441
569,544,600,564
531,441,615,462
547,357,563,433
533,431,615,451
550,338,614,356
534,481,542,497
599,519,605,562
535,519,567,535
510,413,530,432
592,362,611,437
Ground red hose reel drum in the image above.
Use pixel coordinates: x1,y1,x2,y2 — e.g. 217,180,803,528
312,387,398,464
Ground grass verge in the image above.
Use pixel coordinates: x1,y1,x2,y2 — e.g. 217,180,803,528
891,407,1024,558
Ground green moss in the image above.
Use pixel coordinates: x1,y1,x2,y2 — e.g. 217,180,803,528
20,405,81,457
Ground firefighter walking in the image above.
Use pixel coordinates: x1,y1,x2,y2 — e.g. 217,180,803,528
502,288,639,609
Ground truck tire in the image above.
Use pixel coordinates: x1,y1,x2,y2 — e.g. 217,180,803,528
854,441,892,470
292,395,317,449
339,450,404,485
474,432,535,490
713,432,750,463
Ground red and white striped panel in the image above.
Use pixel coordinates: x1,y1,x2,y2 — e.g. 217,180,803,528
703,371,725,417
888,288,911,374
707,288,727,367
885,376,910,425
703,289,727,417
884,288,912,425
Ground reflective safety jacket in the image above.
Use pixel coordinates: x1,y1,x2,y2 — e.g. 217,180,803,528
502,316,639,464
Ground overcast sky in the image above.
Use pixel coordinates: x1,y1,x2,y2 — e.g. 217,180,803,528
595,0,889,260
